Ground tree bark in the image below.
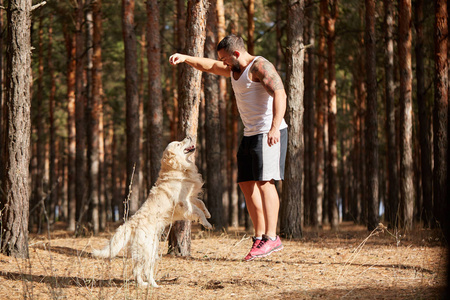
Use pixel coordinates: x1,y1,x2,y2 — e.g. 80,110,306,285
86,0,100,234
204,0,225,230
325,0,339,230
315,0,327,228
48,14,57,223
365,0,379,231
75,0,87,232
0,0,3,162
147,0,164,188
398,0,414,230
122,0,140,216
304,0,316,227
383,0,399,229
280,0,304,239
1,0,32,258
63,23,77,231
169,0,209,256
31,12,45,233
413,0,432,228
247,0,255,55
92,0,106,231
433,0,448,229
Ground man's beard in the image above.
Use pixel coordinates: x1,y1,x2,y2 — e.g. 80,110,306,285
231,62,241,73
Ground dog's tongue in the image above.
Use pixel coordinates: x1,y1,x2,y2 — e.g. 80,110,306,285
185,145,195,153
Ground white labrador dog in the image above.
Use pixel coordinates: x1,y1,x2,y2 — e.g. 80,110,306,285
92,137,212,287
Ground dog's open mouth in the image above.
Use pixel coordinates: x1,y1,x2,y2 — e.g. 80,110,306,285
184,145,195,154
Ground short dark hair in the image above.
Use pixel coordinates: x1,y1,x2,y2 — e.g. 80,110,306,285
217,35,246,53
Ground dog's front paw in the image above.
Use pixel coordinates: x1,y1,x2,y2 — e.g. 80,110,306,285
202,220,213,229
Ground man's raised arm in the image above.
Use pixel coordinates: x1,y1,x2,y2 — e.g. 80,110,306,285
169,53,230,78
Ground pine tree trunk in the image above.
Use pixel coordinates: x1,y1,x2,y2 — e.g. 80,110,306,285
86,2,100,234
122,0,140,216
414,0,432,227
48,14,57,223
398,0,414,230
315,0,327,228
365,0,379,231
1,0,32,258
147,0,164,188
0,0,3,162
433,0,448,228
325,0,339,230
280,0,304,239
169,0,209,256
247,0,255,55
357,6,366,225
63,24,77,231
383,0,399,229
304,0,316,227
31,12,45,233
92,0,106,231
75,0,87,232
204,0,225,230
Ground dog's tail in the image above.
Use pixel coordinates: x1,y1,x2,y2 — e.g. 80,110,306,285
92,223,132,258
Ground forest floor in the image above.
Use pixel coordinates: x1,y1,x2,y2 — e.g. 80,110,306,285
0,221,447,299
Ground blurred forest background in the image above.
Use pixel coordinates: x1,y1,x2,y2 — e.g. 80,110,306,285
0,0,448,258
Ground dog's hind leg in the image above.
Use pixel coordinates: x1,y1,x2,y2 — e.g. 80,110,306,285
142,229,161,287
132,255,147,286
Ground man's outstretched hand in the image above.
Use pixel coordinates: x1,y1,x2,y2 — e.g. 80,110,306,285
169,53,186,65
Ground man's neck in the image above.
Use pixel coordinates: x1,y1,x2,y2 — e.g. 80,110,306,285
238,53,256,73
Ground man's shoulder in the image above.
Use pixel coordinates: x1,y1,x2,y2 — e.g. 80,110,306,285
250,57,277,77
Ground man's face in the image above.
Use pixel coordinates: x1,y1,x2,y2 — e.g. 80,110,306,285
218,49,241,73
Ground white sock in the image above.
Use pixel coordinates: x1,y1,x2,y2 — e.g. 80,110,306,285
255,236,262,240
268,236,277,241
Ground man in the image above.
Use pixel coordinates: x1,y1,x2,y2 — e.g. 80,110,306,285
169,35,287,261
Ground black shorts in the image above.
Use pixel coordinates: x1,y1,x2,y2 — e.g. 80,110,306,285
237,128,287,183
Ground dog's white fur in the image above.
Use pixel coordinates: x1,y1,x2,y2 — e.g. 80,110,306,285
92,137,212,287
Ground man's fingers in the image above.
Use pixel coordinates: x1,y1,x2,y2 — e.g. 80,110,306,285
267,136,279,147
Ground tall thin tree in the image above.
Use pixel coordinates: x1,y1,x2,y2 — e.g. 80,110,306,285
414,0,433,227
92,0,106,230
122,0,140,215
204,0,225,230
325,0,339,229
0,0,3,161
147,0,164,187
433,0,448,228
398,0,414,230
383,0,399,228
75,0,87,231
365,0,379,231
63,23,77,231
315,0,328,228
280,0,305,238
246,0,255,55
304,0,317,226
1,0,32,258
48,14,57,223
86,0,100,234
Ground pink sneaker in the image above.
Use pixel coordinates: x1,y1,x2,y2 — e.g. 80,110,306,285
249,235,283,259
244,237,262,261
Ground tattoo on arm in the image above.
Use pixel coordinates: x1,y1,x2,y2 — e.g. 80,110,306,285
251,59,284,96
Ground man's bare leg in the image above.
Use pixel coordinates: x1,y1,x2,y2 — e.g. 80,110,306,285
239,181,265,237
257,180,280,238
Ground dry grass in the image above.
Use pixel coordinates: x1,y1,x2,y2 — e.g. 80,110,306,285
0,221,447,299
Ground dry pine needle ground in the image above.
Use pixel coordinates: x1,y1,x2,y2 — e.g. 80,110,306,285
0,222,447,299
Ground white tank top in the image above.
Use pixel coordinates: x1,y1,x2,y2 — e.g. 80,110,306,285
231,56,288,136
